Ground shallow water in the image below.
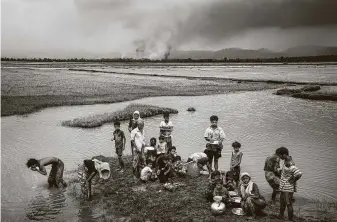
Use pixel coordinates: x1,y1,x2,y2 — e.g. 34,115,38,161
2,90,337,221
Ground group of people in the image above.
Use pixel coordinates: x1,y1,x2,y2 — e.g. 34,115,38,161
26,111,302,221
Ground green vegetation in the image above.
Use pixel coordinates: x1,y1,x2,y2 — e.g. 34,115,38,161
61,104,178,128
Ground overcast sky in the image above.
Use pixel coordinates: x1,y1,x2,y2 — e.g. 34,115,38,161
2,0,337,58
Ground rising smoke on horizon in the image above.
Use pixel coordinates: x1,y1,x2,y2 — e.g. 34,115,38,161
2,0,337,59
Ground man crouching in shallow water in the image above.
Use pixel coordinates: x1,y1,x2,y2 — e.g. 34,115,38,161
26,157,67,188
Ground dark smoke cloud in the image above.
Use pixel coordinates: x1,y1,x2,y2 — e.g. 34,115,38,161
173,0,337,46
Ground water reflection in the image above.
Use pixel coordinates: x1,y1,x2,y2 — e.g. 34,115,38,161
25,187,66,221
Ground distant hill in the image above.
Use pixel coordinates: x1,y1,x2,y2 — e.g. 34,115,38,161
170,46,337,59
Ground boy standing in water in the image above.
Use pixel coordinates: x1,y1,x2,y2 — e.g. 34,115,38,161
230,141,243,187
111,121,126,172
26,157,67,188
279,156,302,221
204,115,226,171
159,111,173,151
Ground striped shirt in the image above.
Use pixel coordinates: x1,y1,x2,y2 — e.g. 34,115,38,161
279,165,302,192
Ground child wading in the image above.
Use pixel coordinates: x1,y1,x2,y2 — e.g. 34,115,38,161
26,157,67,188
230,141,243,187
204,115,226,171
111,121,126,172
278,156,302,221
159,111,173,151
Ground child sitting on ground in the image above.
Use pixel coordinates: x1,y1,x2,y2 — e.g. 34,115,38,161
205,170,222,202
224,171,236,191
168,146,181,163
213,179,233,205
156,155,174,184
279,156,302,221
172,156,187,177
140,161,156,183
230,141,243,187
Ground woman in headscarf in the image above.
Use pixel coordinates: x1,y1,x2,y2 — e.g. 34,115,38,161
239,172,267,220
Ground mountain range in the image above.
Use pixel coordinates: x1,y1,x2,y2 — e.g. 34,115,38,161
169,46,337,59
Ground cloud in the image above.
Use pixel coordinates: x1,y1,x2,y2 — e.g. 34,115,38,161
1,0,337,58
173,0,337,46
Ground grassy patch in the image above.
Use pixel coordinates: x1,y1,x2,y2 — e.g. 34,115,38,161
66,156,312,222
61,104,178,128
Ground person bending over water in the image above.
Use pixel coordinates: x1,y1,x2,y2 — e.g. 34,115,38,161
26,157,67,188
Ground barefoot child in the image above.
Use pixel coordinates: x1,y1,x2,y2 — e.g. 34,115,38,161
230,141,243,187
279,156,302,221
159,111,173,151
26,157,67,188
111,121,126,172
204,115,226,171
140,161,156,183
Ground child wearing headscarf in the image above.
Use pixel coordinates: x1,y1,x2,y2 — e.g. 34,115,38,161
239,172,267,220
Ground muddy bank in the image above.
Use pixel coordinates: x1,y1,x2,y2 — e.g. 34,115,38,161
1,67,280,116
275,85,337,101
69,68,337,86
62,104,178,128
67,156,330,222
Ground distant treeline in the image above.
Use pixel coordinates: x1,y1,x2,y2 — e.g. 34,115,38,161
1,55,337,63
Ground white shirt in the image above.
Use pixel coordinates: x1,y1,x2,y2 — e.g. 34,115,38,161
189,152,207,161
160,121,173,137
140,166,153,181
131,128,145,152
204,126,226,143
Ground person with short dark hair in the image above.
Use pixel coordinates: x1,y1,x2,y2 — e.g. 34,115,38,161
205,170,222,202
230,141,243,187
213,179,233,205
264,147,290,204
144,137,157,166
279,156,302,221
111,121,126,172
156,155,173,184
140,161,155,183
159,111,174,151
26,157,67,188
204,115,226,171
157,135,168,157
